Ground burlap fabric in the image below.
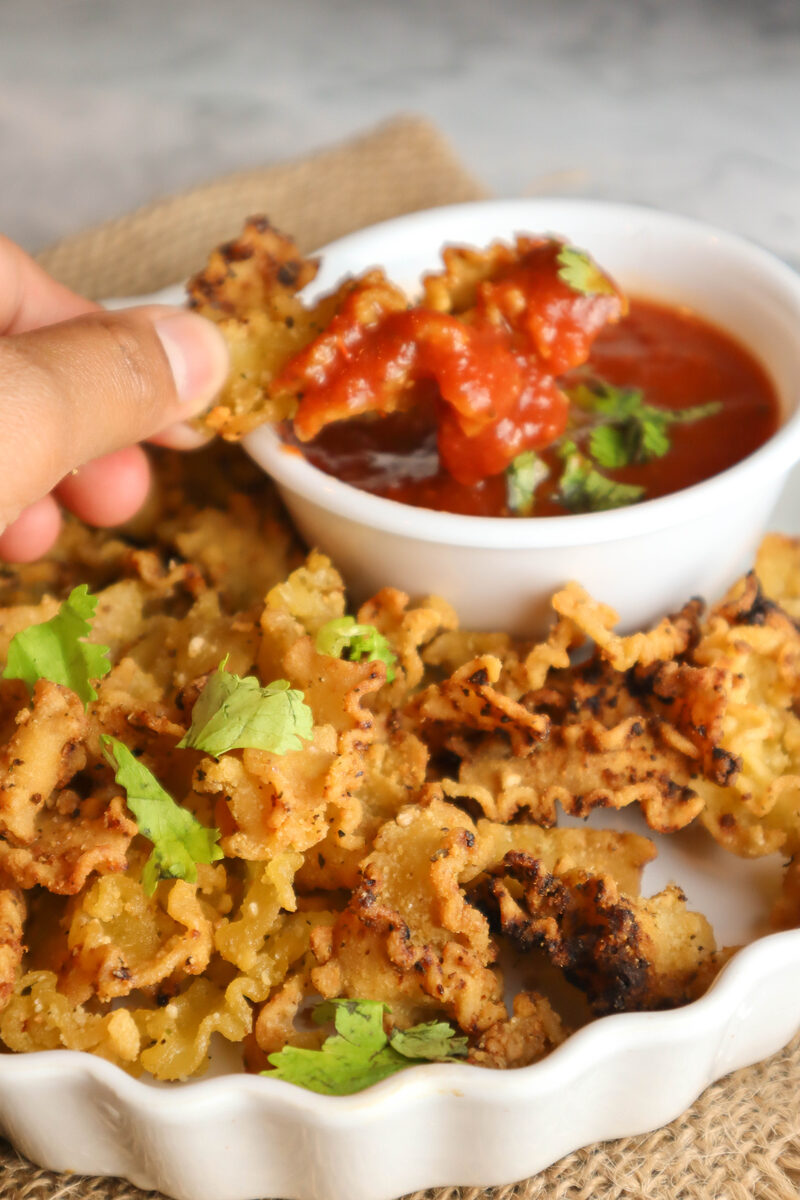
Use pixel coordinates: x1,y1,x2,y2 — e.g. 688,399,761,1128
35,115,488,299
0,114,796,1198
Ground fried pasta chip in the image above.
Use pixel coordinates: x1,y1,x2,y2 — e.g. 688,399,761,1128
408,655,549,756
422,240,524,315
0,680,87,844
296,730,429,892
0,791,136,895
0,888,25,1010
355,587,458,707
0,970,141,1065
311,798,506,1034
443,715,702,832
469,991,567,1069
188,219,324,439
60,873,218,1004
487,850,718,1014
755,533,800,621
466,821,656,897
687,572,800,856
552,583,700,672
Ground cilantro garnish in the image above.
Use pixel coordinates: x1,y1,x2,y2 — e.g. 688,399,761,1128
315,617,397,682
263,999,468,1095
101,735,223,895
570,380,721,468
177,661,313,758
557,440,645,513
505,449,549,515
2,584,110,707
556,245,616,296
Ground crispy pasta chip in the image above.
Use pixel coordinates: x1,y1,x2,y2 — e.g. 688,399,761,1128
0,791,136,895
552,583,700,671
488,850,718,1014
469,991,567,1069
443,714,702,832
188,219,322,440
408,655,549,755
466,821,656,897
688,572,800,855
756,533,800,621
355,587,458,706
0,889,25,1010
312,797,506,1034
61,872,218,1003
0,680,87,844
422,239,525,315
0,970,141,1065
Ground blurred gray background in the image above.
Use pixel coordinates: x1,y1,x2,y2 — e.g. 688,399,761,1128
2,0,799,261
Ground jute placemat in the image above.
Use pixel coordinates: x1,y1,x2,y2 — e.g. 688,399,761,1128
0,114,796,1198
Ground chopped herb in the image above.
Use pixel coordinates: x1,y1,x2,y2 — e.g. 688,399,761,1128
505,449,549,515
177,661,313,758
101,735,223,895
315,618,397,682
263,999,468,1095
556,245,616,296
588,423,631,469
570,380,722,468
557,440,645,513
2,584,110,707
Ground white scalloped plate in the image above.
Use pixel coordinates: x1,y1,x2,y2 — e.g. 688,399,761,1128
3,214,800,1200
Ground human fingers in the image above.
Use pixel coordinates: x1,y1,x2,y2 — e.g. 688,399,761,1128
0,495,62,563
0,234,98,334
54,445,152,528
0,304,228,531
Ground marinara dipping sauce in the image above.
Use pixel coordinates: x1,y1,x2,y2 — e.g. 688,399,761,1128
278,239,780,517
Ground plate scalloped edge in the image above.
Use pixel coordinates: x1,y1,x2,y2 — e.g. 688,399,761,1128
1,927,799,1200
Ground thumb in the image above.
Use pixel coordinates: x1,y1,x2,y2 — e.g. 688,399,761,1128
0,305,228,525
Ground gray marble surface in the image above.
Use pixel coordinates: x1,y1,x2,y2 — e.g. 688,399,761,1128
2,0,799,264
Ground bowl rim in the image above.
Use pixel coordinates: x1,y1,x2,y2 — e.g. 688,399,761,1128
244,197,800,550
1,927,798,1111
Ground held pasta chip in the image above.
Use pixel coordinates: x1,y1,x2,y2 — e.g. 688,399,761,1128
0,439,797,1089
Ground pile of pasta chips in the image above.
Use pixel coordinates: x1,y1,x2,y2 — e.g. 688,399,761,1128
1,251,800,1080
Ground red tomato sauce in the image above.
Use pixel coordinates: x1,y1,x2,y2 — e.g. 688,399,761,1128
280,239,624,487
287,298,779,517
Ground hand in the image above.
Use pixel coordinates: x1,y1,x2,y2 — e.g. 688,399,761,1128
0,235,229,563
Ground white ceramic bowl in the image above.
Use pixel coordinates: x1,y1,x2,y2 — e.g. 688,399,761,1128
245,199,800,635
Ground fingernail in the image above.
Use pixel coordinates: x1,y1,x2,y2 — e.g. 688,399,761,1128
148,420,215,451
153,311,229,414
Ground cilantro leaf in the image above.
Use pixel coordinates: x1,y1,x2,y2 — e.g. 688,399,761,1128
390,1020,469,1061
556,245,615,296
570,380,722,469
264,999,468,1095
101,735,223,895
177,662,313,758
557,441,645,513
315,617,397,682
569,381,642,420
588,424,629,469
2,584,110,707
505,449,549,515
639,417,671,460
